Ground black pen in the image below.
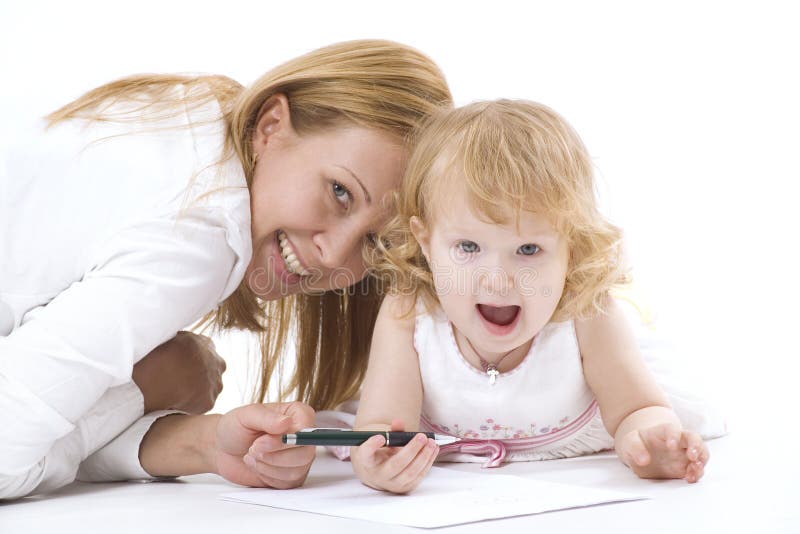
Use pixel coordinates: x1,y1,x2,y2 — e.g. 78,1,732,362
282,428,460,446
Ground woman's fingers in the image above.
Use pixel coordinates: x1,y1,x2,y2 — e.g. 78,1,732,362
242,454,312,489
234,404,293,436
251,441,317,468
279,401,317,430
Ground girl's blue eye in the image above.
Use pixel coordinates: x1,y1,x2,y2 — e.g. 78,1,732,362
458,241,480,253
518,244,540,256
332,181,352,205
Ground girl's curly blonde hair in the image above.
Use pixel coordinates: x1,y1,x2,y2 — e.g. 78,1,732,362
370,99,629,322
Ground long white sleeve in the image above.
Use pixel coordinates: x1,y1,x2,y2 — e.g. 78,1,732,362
0,91,252,499
76,410,183,483
0,382,144,498
0,211,239,498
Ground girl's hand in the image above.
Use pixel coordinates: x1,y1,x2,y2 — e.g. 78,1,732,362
213,402,317,489
351,420,439,494
617,423,709,483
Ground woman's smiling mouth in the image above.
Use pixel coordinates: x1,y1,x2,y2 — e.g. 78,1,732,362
277,230,310,276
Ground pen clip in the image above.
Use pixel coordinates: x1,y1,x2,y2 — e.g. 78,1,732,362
297,427,352,433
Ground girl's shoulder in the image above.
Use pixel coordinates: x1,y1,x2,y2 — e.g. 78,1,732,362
378,292,422,332
573,298,635,355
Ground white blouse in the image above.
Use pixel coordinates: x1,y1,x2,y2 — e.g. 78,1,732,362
0,88,252,498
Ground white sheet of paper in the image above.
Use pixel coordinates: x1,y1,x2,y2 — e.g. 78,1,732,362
220,467,646,528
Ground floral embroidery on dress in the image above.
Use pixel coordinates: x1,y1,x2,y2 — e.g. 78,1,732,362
430,416,573,439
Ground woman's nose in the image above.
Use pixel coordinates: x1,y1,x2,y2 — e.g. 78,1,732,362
312,224,364,271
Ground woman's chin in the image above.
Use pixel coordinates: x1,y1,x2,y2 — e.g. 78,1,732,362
242,266,296,300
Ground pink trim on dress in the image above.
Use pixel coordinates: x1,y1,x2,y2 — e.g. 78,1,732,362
422,400,599,467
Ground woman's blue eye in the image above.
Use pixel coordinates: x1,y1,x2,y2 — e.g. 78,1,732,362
458,241,479,253
518,244,540,256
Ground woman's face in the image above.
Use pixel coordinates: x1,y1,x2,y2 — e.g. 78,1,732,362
245,95,406,300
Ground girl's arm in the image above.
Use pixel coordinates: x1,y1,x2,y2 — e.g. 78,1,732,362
576,298,672,435
576,298,708,482
355,293,424,431
352,293,438,493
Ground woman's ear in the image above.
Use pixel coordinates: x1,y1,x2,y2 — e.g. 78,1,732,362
409,216,431,262
252,93,294,153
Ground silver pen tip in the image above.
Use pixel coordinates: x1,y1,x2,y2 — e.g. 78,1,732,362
433,434,460,445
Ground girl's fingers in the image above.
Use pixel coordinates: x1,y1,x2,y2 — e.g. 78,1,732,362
661,424,683,451
385,439,438,493
390,419,406,432
357,435,392,469
641,423,682,451
622,430,651,467
392,439,438,484
680,432,707,463
698,444,710,464
684,460,705,483
383,433,430,478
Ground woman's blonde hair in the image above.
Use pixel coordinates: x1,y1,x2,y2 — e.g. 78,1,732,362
48,39,453,410
372,99,628,322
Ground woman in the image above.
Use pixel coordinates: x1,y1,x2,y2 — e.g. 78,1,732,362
0,39,452,498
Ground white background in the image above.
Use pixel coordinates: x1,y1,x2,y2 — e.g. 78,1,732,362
2,0,797,439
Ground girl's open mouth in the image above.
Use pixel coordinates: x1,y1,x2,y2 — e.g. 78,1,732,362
476,304,521,336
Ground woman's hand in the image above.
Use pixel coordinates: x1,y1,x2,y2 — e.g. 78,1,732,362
350,420,439,494
132,331,226,414
616,423,709,483
140,401,316,489
213,402,317,489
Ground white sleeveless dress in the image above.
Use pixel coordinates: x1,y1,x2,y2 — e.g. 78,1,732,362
414,301,614,466
315,298,726,467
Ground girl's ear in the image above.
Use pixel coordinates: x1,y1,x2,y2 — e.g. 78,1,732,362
409,216,431,261
252,93,295,153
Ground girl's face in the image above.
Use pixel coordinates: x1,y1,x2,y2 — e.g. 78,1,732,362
245,95,406,300
411,186,569,359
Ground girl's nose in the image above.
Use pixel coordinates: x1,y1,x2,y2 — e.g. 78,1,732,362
478,262,515,294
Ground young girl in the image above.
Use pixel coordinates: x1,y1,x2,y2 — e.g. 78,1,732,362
350,99,713,494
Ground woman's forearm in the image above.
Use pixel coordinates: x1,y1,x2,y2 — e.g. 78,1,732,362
139,413,221,477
